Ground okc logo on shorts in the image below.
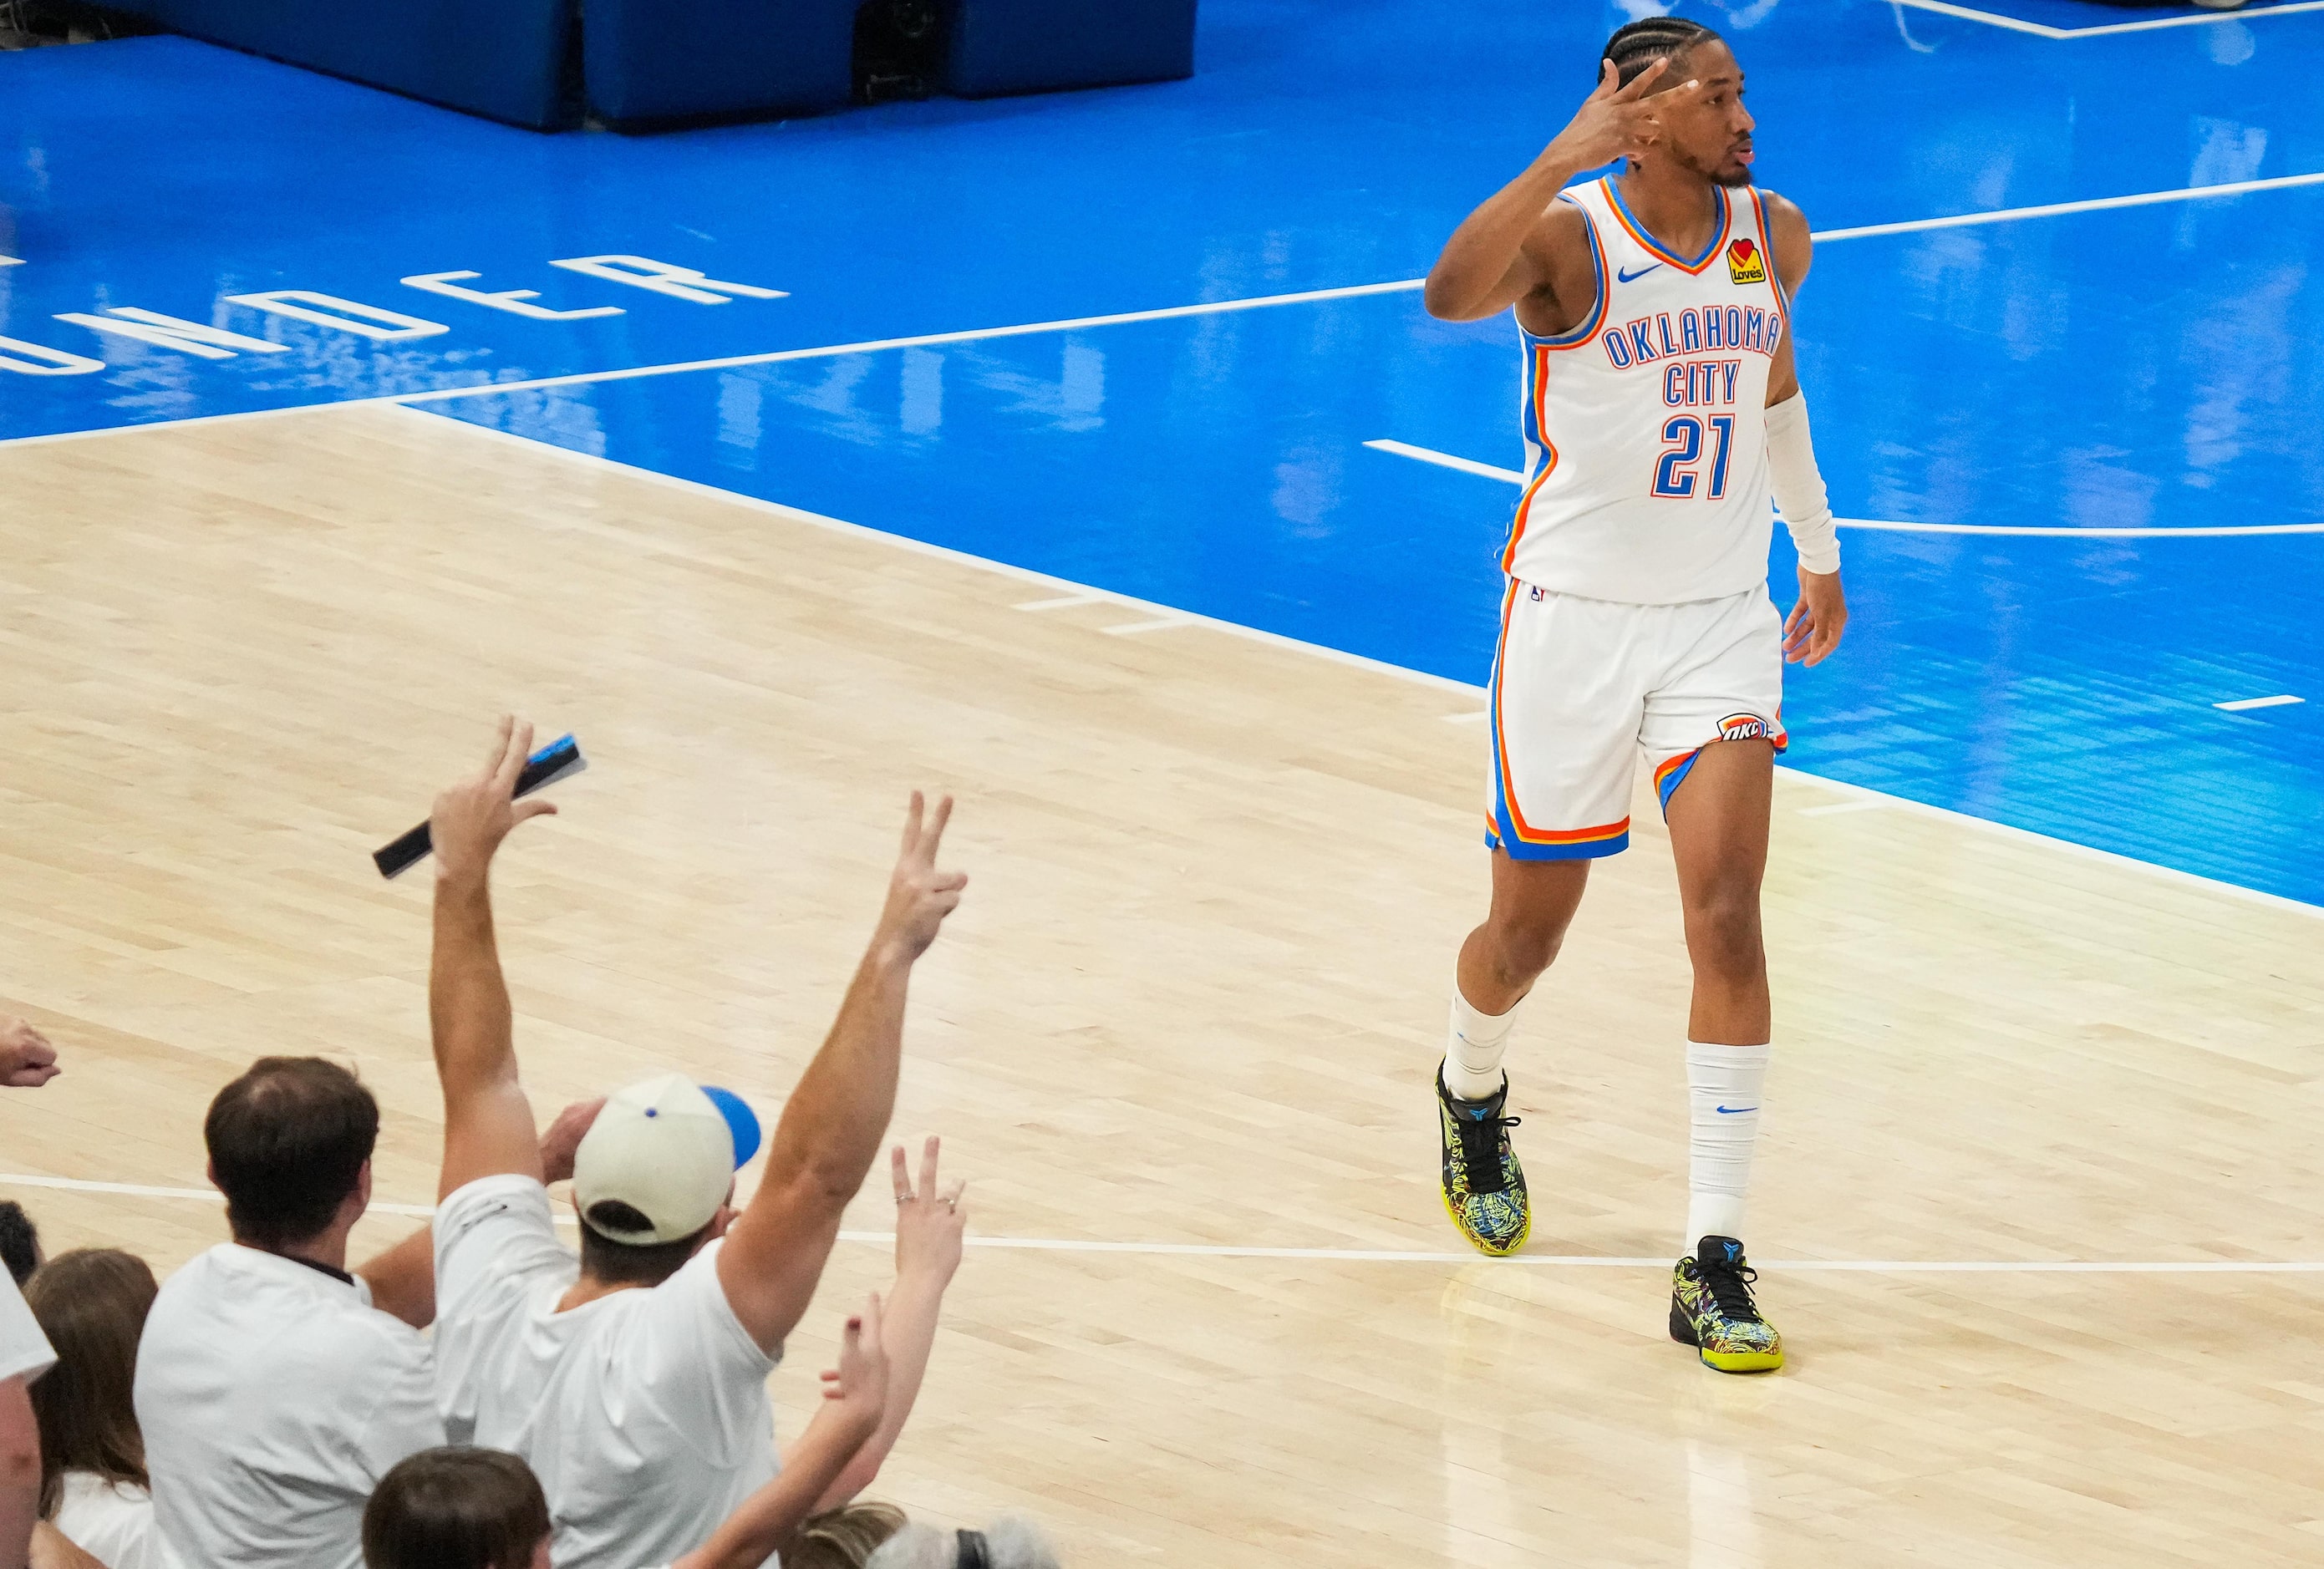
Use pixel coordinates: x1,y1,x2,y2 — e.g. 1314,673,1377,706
1716,713,1770,742
1726,237,1767,286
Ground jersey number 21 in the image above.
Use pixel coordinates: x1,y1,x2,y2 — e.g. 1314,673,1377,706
1653,414,1735,500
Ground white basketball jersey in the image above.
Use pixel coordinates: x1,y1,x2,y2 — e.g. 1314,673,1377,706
1503,176,1791,605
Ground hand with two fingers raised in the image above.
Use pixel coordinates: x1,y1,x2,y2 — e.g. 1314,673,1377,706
874,791,969,964
890,1135,968,1288
429,714,561,884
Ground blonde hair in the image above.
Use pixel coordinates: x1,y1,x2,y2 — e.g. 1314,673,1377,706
785,1501,908,1569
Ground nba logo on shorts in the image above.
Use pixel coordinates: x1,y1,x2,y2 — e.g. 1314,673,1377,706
1726,238,1767,286
1717,713,1768,742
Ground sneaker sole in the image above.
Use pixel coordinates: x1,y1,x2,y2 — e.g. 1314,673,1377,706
1669,1297,1782,1374
1696,1346,1784,1374
1437,1182,1531,1257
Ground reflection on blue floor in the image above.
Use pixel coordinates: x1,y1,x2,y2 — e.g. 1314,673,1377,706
2,1,2321,901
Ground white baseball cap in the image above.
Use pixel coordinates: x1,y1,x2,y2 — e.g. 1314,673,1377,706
572,1074,760,1245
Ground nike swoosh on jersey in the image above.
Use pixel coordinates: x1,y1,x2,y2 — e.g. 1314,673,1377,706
1715,1104,1757,1115
1616,262,1664,283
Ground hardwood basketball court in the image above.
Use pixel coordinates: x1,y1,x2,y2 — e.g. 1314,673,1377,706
0,407,2317,1564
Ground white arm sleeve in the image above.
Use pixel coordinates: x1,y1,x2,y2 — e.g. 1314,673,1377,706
1766,393,1840,576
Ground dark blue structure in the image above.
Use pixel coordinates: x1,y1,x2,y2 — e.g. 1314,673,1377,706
109,0,575,129
99,0,1200,129
585,0,857,124
946,0,1198,96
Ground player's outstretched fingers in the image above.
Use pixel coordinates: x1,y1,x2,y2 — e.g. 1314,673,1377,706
918,1134,941,1200
920,793,954,860
1614,54,1668,100
891,1142,914,1202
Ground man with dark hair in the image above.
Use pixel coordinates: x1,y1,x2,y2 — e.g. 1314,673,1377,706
424,718,967,1569
1422,18,1849,1373
133,1055,445,1569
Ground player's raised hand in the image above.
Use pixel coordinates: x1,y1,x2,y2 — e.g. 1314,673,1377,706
1784,568,1849,666
1545,57,1691,172
875,791,967,962
430,714,560,881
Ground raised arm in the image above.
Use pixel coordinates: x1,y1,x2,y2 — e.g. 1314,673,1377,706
809,1138,967,1512
674,1297,890,1569
716,794,966,1353
1423,58,1670,322
429,717,562,1201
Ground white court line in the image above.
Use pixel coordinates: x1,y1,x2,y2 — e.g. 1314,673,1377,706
1893,0,2324,39
1364,439,2324,537
1098,616,1193,637
1013,592,1106,612
405,408,2324,923
5,1172,2315,1272
7,169,2319,456
1796,800,1890,817
1815,170,2324,241
2216,694,2304,711
1363,439,1522,483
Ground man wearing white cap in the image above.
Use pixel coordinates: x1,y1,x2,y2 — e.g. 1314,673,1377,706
420,718,967,1569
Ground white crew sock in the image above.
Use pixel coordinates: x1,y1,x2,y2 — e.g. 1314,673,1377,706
1441,979,1519,1102
1684,1039,1771,1250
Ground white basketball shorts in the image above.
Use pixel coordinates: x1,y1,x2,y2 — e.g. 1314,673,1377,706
1485,580,1787,861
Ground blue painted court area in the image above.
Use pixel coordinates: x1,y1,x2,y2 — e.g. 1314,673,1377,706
2,1,2321,902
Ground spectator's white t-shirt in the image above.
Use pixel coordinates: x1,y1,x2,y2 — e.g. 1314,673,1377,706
0,1267,55,1385
55,1472,179,1569
434,1175,781,1569
135,1244,443,1569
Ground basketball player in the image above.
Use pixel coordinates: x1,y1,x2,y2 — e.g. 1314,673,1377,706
1421,18,1847,1374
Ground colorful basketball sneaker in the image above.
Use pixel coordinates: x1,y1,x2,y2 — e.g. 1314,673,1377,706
1670,1236,1784,1373
1435,1064,1530,1257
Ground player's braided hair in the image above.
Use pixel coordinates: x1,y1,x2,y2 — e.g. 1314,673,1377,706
1602,16,1721,89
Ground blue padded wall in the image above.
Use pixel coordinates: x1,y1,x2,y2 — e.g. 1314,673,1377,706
113,0,573,129
585,0,857,124
943,0,1196,98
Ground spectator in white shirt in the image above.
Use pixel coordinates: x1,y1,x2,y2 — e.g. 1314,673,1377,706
23,1250,171,1569
363,1298,891,1569
0,1264,58,1569
422,718,965,1569
132,1057,445,1569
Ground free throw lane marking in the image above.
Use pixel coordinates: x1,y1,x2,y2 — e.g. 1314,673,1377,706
2216,694,2305,712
